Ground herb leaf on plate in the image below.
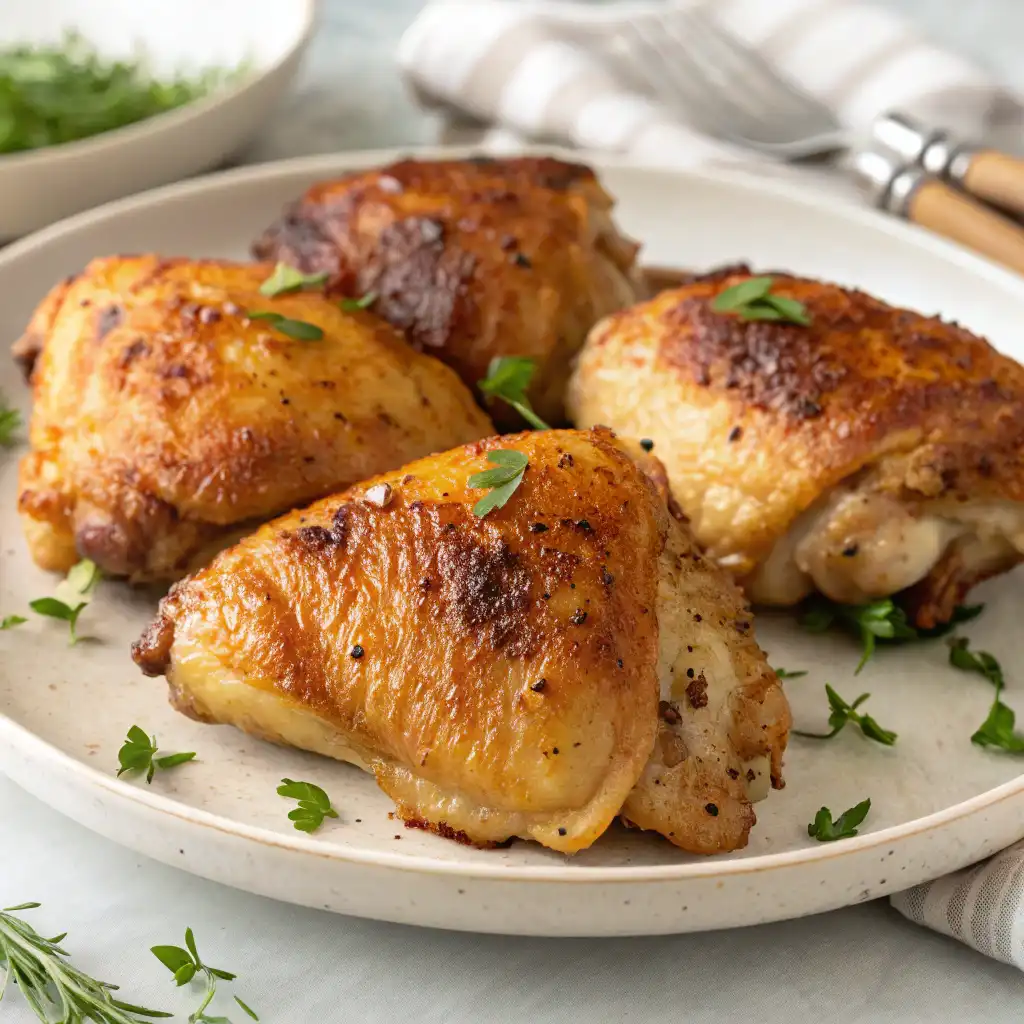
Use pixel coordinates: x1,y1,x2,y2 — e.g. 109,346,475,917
807,798,871,842
772,667,807,679
29,557,102,644
258,262,329,297
947,638,1024,754
0,395,20,446
117,725,196,784
468,449,529,518
277,778,339,833
711,275,812,326
1,614,26,630
478,356,552,430
794,684,897,746
0,902,171,1022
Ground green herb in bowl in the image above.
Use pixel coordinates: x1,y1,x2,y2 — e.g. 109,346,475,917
0,31,239,155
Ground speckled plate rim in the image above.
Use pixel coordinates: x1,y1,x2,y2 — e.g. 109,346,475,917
2,143,1024,889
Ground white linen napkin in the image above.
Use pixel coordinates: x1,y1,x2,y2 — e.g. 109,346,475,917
399,0,1024,968
398,0,1024,198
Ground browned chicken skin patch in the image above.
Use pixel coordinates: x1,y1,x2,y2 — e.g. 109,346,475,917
568,265,1024,627
133,429,789,855
253,156,642,427
14,255,493,581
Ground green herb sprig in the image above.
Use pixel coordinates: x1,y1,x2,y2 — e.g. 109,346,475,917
277,778,339,833
0,396,20,446
794,684,897,746
711,276,811,326
807,799,871,842
246,310,324,341
947,638,1024,754
29,558,101,644
1,615,26,630
0,902,170,1023
258,263,329,297
116,726,196,784
339,292,378,312
478,356,551,430
772,667,807,680
151,928,257,1023
467,449,529,517
799,597,983,674
0,32,239,156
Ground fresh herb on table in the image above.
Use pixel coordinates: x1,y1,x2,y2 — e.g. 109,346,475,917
246,310,324,341
1,614,26,630
277,778,339,833
0,901,171,1023
0,32,239,156
29,557,101,644
478,356,552,430
116,725,196,784
711,276,811,326
794,684,897,746
947,638,1024,754
151,927,258,1023
258,263,329,297
0,396,20,446
807,798,871,842
772,667,807,680
468,449,529,518
799,597,983,674
339,291,378,312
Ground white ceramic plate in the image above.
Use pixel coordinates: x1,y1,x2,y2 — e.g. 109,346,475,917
0,0,315,239
1,148,1023,937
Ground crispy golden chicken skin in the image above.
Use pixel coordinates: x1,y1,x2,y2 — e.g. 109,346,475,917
252,157,642,428
14,255,493,581
568,265,1024,627
132,428,789,855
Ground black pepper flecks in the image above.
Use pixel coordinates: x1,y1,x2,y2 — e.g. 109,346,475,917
552,747,559,755
557,453,574,469
693,613,702,622
639,438,654,452
616,658,624,669
576,519,592,532
727,426,743,442
350,644,365,659
705,803,719,817
601,570,614,586
557,828,567,836
570,609,587,625
686,668,695,679
510,252,532,268
529,523,548,533
531,678,547,693
842,544,859,557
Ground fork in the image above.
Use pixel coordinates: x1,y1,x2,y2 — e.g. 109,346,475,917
604,5,1024,275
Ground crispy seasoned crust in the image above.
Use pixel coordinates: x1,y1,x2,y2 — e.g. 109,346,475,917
133,428,789,855
14,255,494,580
253,156,642,427
568,265,1024,622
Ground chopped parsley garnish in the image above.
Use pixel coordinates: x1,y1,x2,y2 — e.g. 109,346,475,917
711,275,811,326
467,449,529,517
0,396,20,446
794,684,897,746
947,638,1024,754
807,798,871,842
29,558,101,644
339,291,378,312
478,356,551,430
1,614,26,630
258,262,329,297
799,597,982,674
772,667,807,679
277,778,339,833
116,726,196,784
247,310,323,341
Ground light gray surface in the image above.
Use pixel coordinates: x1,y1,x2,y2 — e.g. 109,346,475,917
5,1,1024,1020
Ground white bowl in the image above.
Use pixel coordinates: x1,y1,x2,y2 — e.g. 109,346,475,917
0,0,316,238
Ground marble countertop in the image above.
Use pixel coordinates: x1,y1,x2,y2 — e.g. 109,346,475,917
247,0,1024,163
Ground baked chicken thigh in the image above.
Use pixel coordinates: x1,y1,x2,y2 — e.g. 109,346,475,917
252,157,642,428
133,428,790,855
14,256,492,581
568,265,1024,627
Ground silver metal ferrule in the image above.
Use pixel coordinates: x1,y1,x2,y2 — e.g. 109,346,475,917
947,145,980,184
852,147,901,207
872,112,936,165
885,166,928,217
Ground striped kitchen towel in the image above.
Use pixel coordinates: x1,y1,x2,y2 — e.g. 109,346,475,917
398,0,1024,194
